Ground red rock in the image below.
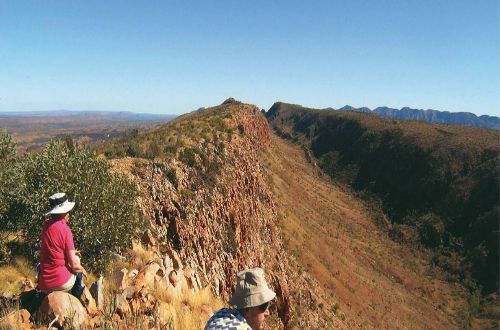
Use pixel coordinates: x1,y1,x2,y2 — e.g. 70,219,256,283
168,270,178,287
183,266,199,291
38,291,87,329
142,229,157,248
166,248,183,271
79,286,98,317
20,309,31,329
113,268,128,291
114,293,130,318
133,262,164,289
130,288,157,315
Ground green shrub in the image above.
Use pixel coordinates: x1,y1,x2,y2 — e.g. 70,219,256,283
8,140,141,272
126,142,142,157
164,168,178,187
179,147,197,167
0,131,20,231
0,131,19,263
0,130,16,161
146,141,162,159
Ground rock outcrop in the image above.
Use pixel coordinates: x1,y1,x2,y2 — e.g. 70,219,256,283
38,291,88,329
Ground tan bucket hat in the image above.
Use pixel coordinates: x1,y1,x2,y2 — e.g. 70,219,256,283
45,192,75,216
229,268,276,309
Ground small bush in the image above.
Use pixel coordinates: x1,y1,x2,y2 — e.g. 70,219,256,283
146,141,162,159
179,147,197,167
126,142,142,157
0,130,16,161
164,168,178,188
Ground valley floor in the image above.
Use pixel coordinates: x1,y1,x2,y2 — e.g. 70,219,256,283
263,133,470,329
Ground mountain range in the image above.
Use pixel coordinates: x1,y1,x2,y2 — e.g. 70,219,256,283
327,105,500,130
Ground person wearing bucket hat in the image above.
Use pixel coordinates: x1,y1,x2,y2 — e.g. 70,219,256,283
205,267,276,330
37,193,87,298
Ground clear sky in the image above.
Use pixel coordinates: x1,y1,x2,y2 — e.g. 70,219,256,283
1,0,498,116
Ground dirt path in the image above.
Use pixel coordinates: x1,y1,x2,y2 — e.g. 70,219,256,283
263,133,469,329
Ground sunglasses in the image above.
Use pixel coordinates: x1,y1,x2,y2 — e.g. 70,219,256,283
258,302,270,313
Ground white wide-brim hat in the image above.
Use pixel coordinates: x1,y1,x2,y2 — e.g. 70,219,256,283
229,267,276,309
45,192,75,216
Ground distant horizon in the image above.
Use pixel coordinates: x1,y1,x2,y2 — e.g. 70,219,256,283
0,108,178,115
1,1,498,117
0,100,498,118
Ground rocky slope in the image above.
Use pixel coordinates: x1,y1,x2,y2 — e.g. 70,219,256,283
262,134,475,329
110,99,342,328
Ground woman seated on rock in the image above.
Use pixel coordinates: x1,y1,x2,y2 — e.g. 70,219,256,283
37,193,87,298
205,267,276,330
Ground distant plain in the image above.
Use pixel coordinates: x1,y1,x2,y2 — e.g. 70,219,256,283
0,111,176,153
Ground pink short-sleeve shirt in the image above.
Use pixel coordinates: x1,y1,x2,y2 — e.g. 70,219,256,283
38,215,75,290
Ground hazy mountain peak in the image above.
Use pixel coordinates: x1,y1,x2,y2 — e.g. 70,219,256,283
339,105,356,111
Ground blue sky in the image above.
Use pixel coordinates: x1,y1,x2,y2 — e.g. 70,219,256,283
1,1,498,116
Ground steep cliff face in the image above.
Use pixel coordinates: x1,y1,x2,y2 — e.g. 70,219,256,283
111,100,340,328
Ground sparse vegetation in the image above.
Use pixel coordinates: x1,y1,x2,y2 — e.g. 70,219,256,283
0,258,35,295
99,106,235,162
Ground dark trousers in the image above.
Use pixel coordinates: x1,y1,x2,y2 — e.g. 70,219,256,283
70,272,84,297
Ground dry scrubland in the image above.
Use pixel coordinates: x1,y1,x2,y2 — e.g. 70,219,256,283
0,100,497,329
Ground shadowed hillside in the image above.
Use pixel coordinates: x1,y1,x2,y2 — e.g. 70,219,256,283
266,102,499,296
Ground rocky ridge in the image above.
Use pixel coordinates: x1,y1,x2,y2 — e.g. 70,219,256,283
111,100,343,328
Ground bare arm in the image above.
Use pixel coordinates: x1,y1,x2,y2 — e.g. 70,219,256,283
66,249,87,277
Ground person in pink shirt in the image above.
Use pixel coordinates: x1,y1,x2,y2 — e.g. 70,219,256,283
38,192,87,297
